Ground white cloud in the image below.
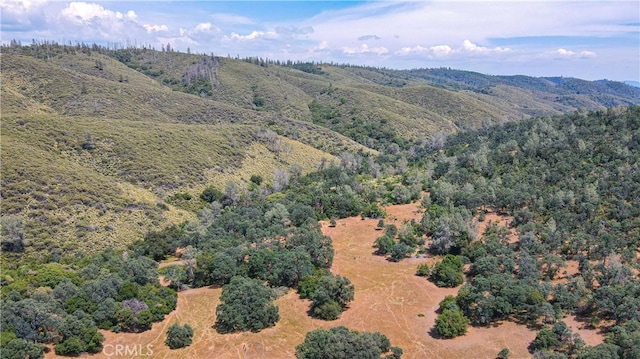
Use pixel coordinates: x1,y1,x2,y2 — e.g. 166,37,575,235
358,34,381,41
396,45,429,55
429,45,453,57
179,22,220,36
460,40,511,55
61,2,137,25
342,44,388,55
556,48,576,56
547,48,598,59
396,41,509,59
580,50,597,58
224,30,278,42
1,0,51,32
143,24,168,33
317,40,329,50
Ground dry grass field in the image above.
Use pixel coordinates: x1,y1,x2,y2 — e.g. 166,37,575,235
44,202,605,359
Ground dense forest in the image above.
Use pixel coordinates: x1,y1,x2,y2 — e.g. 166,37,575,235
2,106,639,358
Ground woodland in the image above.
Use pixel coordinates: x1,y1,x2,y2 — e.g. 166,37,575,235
1,42,639,358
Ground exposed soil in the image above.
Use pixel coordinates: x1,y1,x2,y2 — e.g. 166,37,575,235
477,211,518,243
551,260,580,285
562,315,605,347
46,203,540,359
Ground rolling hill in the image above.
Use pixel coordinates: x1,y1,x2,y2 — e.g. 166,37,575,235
1,42,639,261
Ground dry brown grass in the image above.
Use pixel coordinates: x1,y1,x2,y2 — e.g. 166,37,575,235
48,203,549,359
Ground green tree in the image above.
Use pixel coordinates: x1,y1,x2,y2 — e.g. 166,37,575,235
531,327,560,351
497,348,510,359
416,263,431,277
215,276,279,333
374,235,395,255
577,343,620,359
295,326,402,359
434,308,469,338
200,186,223,204
389,243,413,262
55,337,84,356
250,175,263,185
165,323,194,349
431,254,464,287
308,274,355,320
0,339,45,359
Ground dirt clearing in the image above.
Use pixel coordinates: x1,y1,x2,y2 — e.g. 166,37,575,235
46,203,538,359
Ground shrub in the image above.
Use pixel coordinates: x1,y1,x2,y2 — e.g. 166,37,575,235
431,254,464,287
165,323,194,349
497,348,510,359
200,186,223,203
434,308,469,338
389,243,413,262
416,263,430,277
55,337,84,356
296,326,402,359
250,175,263,185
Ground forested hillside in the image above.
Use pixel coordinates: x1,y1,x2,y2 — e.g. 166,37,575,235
2,43,638,260
1,42,639,358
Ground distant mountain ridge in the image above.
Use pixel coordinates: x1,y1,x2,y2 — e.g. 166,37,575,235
1,42,639,259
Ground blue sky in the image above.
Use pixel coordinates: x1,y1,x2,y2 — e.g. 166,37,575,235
1,1,639,81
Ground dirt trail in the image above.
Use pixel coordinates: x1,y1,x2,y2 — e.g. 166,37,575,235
46,203,539,359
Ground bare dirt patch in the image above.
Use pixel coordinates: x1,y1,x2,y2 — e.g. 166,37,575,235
562,315,605,347
477,210,518,243
47,202,538,359
551,260,580,285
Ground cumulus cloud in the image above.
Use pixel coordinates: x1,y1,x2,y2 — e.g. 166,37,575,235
342,43,388,55
61,2,137,24
580,50,597,58
358,34,381,41
143,24,168,33
317,40,329,50
0,0,48,28
460,40,511,54
396,45,428,55
429,45,453,57
549,48,597,59
179,22,220,36
224,30,278,42
396,40,509,58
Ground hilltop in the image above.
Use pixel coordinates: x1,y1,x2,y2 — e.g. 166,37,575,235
1,42,639,260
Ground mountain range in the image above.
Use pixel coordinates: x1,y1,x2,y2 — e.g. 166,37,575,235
1,43,639,261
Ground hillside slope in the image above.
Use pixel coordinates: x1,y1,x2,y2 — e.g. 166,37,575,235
1,43,639,260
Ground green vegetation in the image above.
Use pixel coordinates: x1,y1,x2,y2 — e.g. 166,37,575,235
430,254,464,288
165,323,194,349
295,326,403,359
0,249,176,358
214,276,280,333
433,295,469,338
298,270,355,320
2,42,640,357
2,43,638,262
